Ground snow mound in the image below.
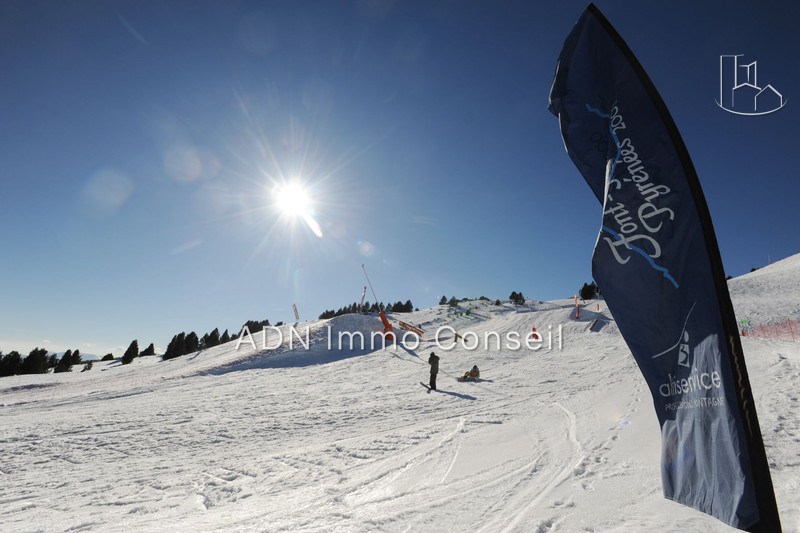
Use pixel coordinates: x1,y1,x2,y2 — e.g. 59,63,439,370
730,251,800,324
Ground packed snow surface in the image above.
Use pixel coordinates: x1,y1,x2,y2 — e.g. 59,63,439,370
2,255,800,532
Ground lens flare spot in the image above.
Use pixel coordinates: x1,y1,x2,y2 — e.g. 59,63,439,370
358,240,375,257
303,213,324,238
81,169,134,218
164,146,202,182
328,220,347,239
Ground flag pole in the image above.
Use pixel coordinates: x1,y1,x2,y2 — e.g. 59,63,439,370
586,5,781,530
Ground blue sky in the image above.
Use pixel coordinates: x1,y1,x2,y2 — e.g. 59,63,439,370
1,0,798,356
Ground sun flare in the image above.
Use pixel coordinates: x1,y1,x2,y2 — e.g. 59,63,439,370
272,182,324,238
275,183,310,217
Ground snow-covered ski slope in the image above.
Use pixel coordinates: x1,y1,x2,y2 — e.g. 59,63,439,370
729,252,800,325
2,256,800,532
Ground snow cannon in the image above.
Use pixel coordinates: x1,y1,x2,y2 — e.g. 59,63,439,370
379,311,395,341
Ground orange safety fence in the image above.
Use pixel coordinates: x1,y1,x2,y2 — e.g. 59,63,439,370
743,318,800,342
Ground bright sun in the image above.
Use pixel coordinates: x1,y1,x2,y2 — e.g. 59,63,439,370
272,181,324,238
275,183,310,217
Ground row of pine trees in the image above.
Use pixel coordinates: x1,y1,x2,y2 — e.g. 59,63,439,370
115,327,234,365
0,348,96,376
162,327,233,361
120,340,156,365
0,342,160,376
118,320,279,366
318,300,415,320
439,295,499,307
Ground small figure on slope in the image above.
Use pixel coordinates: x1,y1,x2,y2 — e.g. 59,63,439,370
428,352,440,390
461,365,480,382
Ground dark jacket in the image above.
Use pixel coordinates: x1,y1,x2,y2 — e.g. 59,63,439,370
428,353,440,374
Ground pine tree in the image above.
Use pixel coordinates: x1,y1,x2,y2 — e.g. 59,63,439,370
0,351,22,376
54,351,73,373
163,333,187,360
121,340,139,365
220,329,231,344
140,343,156,356
20,348,49,374
163,335,179,361
72,349,82,365
241,319,271,334
207,328,220,348
185,332,199,354
439,295,447,305
579,282,596,300
508,291,525,305
174,332,186,356
101,353,114,361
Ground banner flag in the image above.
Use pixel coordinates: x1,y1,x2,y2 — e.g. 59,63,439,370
548,5,780,530
292,304,299,322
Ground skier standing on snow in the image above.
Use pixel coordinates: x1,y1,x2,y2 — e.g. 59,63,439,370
428,351,440,390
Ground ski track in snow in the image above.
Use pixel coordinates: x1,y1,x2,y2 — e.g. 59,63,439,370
2,257,800,531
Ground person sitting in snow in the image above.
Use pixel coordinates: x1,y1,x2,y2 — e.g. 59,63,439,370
462,365,480,381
